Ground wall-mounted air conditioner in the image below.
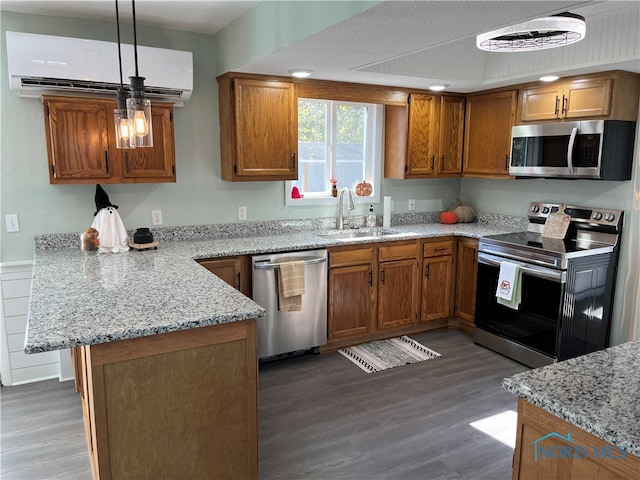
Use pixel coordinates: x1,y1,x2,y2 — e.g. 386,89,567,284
5,31,193,105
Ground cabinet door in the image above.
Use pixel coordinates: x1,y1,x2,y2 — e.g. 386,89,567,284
564,78,612,119
463,91,516,177
328,264,374,339
198,257,249,296
377,259,419,329
44,99,112,183
454,238,478,332
438,96,465,175
520,85,562,121
421,255,454,322
406,94,439,176
233,78,298,180
120,105,176,182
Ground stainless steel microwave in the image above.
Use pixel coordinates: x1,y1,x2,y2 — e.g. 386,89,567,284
509,120,636,180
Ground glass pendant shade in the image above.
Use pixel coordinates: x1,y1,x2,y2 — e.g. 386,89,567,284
127,76,153,147
114,89,133,148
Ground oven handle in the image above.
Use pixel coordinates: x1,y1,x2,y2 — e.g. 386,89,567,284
478,252,566,284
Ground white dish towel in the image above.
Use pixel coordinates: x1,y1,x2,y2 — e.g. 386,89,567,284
496,261,519,302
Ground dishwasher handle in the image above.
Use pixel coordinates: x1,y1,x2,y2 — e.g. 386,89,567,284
253,256,327,270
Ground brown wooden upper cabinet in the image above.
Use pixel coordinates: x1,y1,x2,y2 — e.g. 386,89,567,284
43,96,175,184
519,71,640,123
218,75,298,181
463,90,517,178
385,94,465,178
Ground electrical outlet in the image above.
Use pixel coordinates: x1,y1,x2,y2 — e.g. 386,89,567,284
237,206,247,221
151,210,163,226
5,214,20,233
408,199,416,211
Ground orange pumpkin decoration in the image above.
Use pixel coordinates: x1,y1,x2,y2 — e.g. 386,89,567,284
355,180,372,196
439,211,458,224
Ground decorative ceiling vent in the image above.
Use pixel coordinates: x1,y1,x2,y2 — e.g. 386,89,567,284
477,12,586,52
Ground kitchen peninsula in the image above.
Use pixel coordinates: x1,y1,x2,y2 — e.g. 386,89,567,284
25,217,523,479
503,341,640,479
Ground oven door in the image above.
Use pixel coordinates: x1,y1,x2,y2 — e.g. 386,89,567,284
473,252,566,368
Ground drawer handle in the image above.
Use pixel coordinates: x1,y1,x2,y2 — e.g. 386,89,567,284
435,247,448,252
236,272,241,290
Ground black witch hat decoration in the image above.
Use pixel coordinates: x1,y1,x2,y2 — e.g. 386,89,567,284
94,184,119,216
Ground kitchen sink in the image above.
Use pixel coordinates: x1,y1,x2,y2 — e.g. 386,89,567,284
316,228,402,241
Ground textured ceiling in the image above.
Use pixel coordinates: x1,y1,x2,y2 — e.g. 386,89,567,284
2,0,638,92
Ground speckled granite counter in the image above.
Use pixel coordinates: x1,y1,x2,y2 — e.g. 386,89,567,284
503,341,640,457
26,219,523,354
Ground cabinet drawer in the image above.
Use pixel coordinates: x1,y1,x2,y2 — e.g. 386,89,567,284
423,239,454,257
378,242,418,262
329,247,374,268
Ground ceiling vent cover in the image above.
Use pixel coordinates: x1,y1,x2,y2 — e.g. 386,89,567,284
477,12,586,52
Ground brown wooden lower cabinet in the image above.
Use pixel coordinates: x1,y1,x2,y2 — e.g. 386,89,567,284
454,237,478,333
421,239,456,322
74,320,258,480
328,245,375,339
513,398,639,480
197,255,251,297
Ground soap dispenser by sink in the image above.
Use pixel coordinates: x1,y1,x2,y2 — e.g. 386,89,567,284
366,205,376,227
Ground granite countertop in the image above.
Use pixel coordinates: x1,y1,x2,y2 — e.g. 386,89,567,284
503,341,640,457
25,219,522,354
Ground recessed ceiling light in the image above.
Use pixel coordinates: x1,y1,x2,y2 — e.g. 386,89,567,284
477,12,586,52
428,85,448,91
288,69,314,78
539,75,560,82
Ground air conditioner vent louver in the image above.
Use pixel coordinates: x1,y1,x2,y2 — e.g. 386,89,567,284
20,77,184,99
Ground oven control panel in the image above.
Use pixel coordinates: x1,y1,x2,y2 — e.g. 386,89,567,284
528,202,623,228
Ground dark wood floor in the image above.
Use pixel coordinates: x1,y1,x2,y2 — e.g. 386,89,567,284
1,329,527,479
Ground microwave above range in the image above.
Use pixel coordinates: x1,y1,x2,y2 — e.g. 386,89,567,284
509,120,636,180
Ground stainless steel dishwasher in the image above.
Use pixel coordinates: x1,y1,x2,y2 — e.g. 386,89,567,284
252,249,327,359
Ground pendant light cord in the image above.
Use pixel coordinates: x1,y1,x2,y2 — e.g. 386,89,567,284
132,0,139,77
115,0,124,88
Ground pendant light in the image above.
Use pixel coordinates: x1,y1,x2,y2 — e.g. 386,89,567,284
126,0,153,147
114,0,133,149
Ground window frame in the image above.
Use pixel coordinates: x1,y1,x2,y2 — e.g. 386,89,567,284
285,100,383,207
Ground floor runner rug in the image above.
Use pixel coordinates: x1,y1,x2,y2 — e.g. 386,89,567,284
338,335,441,373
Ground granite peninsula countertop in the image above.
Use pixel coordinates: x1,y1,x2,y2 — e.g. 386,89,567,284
503,341,640,457
25,220,522,354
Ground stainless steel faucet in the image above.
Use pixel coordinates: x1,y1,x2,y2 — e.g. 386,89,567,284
337,187,355,230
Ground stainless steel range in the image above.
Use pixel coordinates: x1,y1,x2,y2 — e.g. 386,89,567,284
474,202,623,368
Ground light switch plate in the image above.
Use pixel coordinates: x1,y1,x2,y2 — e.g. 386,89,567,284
5,214,20,233
238,206,247,221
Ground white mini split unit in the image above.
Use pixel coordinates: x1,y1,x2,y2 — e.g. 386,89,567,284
6,31,193,105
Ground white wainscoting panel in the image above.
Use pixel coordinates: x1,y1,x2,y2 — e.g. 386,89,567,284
0,261,67,385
